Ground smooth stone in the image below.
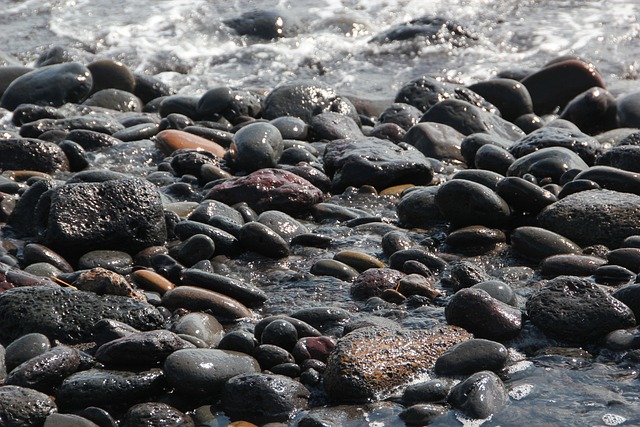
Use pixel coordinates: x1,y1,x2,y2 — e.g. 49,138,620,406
132,269,175,295
445,288,522,341
169,149,220,179
170,312,224,348
278,147,317,165
380,231,413,258
622,235,640,248
134,74,174,104
205,168,324,217
158,96,199,119
323,137,433,192
434,179,511,228
333,250,384,273
253,344,295,370
574,165,640,196
420,99,524,141
93,319,139,348
279,162,331,193
87,59,135,94
218,330,258,355
537,189,640,248
471,280,518,307
0,138,69,173
170,234,216,266
291,306,352,335
509,126,600,166
260,319,299,351
526,275,636,343
612,285,640,320
557,178,601,198
403,122,465,162
594,265,636,286
44,413,100,427
6,346,82,393
78,250,133,275
395,75,496,113
240,221,289,258
396,186,445,228
291,336,337,364
0,345,6,383
369,122,406,144
310,259,359,281
0,62,93,110
173,220,241,257
78,407,118,427
0,287,164,344
451,169,504,192
389,249,447,272
256,210,309,243
460,132,513,167
310,111,362,140
445,226,506,255
0,386,57,427
559,87,617,135
270,116,309,140
20,116,124,138
121,403,194,427
434,339,509,376
224,9,299,38
379,102,423,130
371,15,477,45
510,226,581,261
4,180,56,237
254,316,321,342
396,274,440,300
540,254,607,278
403,378,456,405
604,328,640,351
64,129,121,150
495,176,557,214
230,122,283,172
448,371,509,419
290,233,332,248
262,81,358,124
468,78,533,121
444,261,490,292
95,330,194,367
155,129,226,157
596,145,640,173
311,202,369,222
83,88,142,112
474,143,516,175
180,268,268,308
58,140,89,172
607,247,640,273
616,91,640,128
4,333,51,372
34,177,167,257
324,325,472,402
221,373,310,423
521,59,606,115
161,286,252,320
0,66,32,97
507,146,589,182
72,267,142,299
56,368,165,409
399,404,448,425
23,262,63,278
351,268,404,300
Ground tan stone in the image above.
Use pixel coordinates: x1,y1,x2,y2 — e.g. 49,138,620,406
155,129,226,157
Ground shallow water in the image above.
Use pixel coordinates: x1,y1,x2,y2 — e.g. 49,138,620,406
2,0,640,425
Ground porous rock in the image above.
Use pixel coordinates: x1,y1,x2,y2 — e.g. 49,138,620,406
0,385,57,427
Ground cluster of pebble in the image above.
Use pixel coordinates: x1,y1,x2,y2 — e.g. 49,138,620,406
1,34,640,426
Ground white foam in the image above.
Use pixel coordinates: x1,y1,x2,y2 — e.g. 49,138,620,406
602,414,627,426
509,383,534,400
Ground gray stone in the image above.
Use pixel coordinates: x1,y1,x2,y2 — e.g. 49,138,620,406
95,330,195,367
510,226,581,261
44,413,99,427
0,385,57,427
508,126,601,165
121,403,194,427
6,346,82,393
231,122,283,172
403,122,466,162
0,138,69,173
448,371,509,419
506,147,588,182
434,179,511,228
169,312,224,348
5,333,51,372
396,186,445,228
434,339,509,376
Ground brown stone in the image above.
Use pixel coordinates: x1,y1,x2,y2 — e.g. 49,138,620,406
161,286,252,320
155,129,226,157
132,269,175,295
324,325,472,402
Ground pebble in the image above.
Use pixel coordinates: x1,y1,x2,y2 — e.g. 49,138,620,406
78,250,133,275
434,179,511,228
434,338,509,376
0,385,57,427
526,275,636,343
389,249,447,272
173,220,241,257
253,344,295,370
606,248,640,273
403,378,456,405
495,176,557,214
612,285,640,319
399,404,448,425
87,59,136,94
44,413,100,427
155,129,226,157
163,348,260,396
6,345,82,393
396,186,444,228
254,316,321,341
596,145,640,173
445,226,506,255
4,332,51,372
557,178,601,198
310,111,362,140
256,210,309,243
230,122,283,172
510,226,581,261
83,88,142,112
444,261,490,292
448,370,509,419
292,336,337,363
95,330,194,367
507,146,588,183
240,221,290,258
170,233,216,266
350,268,405,300
452,169,504,192
72,267,142,299
379,102,422,130
474,143,516,175
471,280,518,306
260,319,299,351
310,259,359,281
396,274,440,300
559,87,617,135
218,330,258,355
224,9,299,39
121,403,194,427
574,165,640,196
403,122,465,162
509,126,600,165
131,269,175,295
467,78,533,121
594,264,637,286
161,285,252,320
333,250,385,272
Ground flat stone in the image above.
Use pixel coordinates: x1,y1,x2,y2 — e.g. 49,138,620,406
95,330,195,367
510,226,581,261
161,286,252,320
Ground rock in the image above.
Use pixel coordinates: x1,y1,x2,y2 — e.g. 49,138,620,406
370,15,477,46
474,143,516,176
323,137,433,192
221,373,310,423
0,138,69,173
445,288,522,341
468,78,533,122
389,249,447,272
399,404,448,425
448,371,509,419
559,87,617,135
253,344,295,370
121,403,194,427
44,413,100,427
170,234,216,266
574,166,640,196
163,348,260,396
0,385,57,427
0,287,165,344
20,116,124,138
6,346,82,393
508,127,601,165
471,280,517,306
229,122,283,172
161,286,252,320
92,319,139,348
0,66,32,98
333,250,385,273
351,268,405,300
169,312,224,347
262,81,358,124
510,226,581,261
0,62,93,110
495,176,557,214
596,145,640,173
173,221,241,257
95,330,194,367
397,274,440,300
324,325,472,402
56,369,165,409
403,378,456,405
78,251,133,274
4,333,51,372
420,99,525,141
594,265,636,286
292,336,336,364
379,103,423,130
434,339,509,376
224,9,299,39
83,89,142,112
255,316,322,341
616,91,640,128
134,73,174,104
34,178,167,257
155,129,226,157
434,179,511,228
291,306,352,335
180,269,267,308
521,59,606,115
540,254,607,278
444,261,490,292
403,122,466,162
460,132,513,167
205,168,324,217
612,285,640,320
526,276,636,343
452,169,504,191
87,59,136,94
310,111,362,140
310,259,359,281
240,221,290,259
608,247,640,273
445,226,506,255
537,189,640,248
396,186,445,228
260,319,299,351
507,147,589,182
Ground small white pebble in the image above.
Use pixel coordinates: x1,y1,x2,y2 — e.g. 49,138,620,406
509,383,534,400
602,413,626,426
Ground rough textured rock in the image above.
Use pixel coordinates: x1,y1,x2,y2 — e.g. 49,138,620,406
35,178,167,257
322,137,433,192
0,385,57,427
95,330,195,367
526,276,636,343
5,346,81,393
537,189,640,248
205,168,324,217
0,138,69,173
0,287,165,345
324,325,472,402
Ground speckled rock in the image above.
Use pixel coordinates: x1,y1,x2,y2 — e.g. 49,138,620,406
0,138,69,173
0,385,57,427
322,137,433,192
324,325,472,402
526,276,636,343
596,145,640,173
5,345,82,393
0,287,165,344
95,330,195,367
121,403,194,427
537,189,640,248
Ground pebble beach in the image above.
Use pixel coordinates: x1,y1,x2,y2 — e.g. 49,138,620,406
1,1,640,426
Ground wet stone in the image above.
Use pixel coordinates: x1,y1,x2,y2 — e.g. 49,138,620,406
324,325,472,402
559,87,617,135
467,78,533,122
92,319,139,348
434,338,509,376
44,413,100,427
169,312,224,348
604,248,640,273
396,186,445,228
95,330,195,367
0,138,69,173
256,210,309,243
351,268,405,300
83,88,142,112
253,344,295,370
506,147,588,183
403,122,466,162
72,267,142,299
471,280,518,307
0,385,57,427
574,166,640,196
6,345,82,393
240,221,289,259
292,336,337,364
596,145,640,173
495,176,557,214
397,274,440,300
557,178,601,198
255,316,321,341
510,226,581,261
78,250,133,275
224,9,299,39
474,143,516,176
594,265,636,286
460,132,513,167
170,234,216,266
399,404,448,425
161,286,252,320
310,111,362,140
448,370,509,419
445,226,506,255
508,126,601,165
612,285,640,320
333,250,384,273
4,332,51,372
230,122,283,172
403,378,456,405
121,403,194,427
434,179,511,228
173,220,241,257
379,102,423,130
526,275,636,343
218,330,258,355
179,268,268,308
310,259,359,281
604,328,640,351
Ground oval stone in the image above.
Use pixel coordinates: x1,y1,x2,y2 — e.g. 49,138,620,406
155,129,226,157
434,339,509,376
231,122,283,172
434,179,511,228
510,226,581,261
448,371,509,419
161,286,252,320
0,385,57,427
